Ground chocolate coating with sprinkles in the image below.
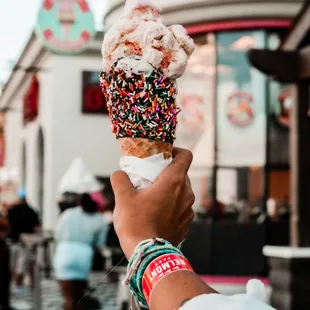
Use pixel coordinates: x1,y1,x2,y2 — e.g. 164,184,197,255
100,68,180,144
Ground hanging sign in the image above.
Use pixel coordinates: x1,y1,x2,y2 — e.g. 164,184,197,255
227,91,254,127
23,75,39,125
82,71,108,114
36,0,96,54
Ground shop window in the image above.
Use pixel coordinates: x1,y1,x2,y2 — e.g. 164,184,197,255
266,32,291,225
216,31,267,167
268,82,291,165
269,170,290,202
268,32,290,166
82,71,108,114
216,167,264,222
176,33,216,213
190,168,214,217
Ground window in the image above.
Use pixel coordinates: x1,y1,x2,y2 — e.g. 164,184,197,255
176,33,216,211
216,31,267,167
268,32,290,166
82,71,108,114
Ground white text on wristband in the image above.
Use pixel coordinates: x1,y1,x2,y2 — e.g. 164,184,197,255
141,253,193,304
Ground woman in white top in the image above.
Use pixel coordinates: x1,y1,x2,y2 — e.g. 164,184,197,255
54,193,107,310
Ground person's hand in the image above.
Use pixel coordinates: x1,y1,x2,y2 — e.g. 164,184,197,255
111,148,195,258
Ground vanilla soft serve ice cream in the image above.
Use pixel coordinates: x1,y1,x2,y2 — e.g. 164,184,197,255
102,0,194,79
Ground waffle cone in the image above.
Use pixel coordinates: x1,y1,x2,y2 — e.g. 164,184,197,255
119,138,172,160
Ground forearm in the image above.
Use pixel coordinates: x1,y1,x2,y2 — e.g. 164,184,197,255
150,270,217,310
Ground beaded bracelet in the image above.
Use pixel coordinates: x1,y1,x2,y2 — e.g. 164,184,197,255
132,247,182,305
124,238,192,307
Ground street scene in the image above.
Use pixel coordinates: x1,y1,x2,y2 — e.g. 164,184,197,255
0,0,310,310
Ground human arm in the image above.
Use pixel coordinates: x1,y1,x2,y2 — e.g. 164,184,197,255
112,148,275,310
111,148,218,310
150,270,217,310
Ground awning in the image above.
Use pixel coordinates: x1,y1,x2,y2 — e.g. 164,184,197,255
248,0,310,82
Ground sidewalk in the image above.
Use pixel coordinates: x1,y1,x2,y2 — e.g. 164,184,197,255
11,273,118,310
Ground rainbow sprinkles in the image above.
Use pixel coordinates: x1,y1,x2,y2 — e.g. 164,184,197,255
100,68,181,144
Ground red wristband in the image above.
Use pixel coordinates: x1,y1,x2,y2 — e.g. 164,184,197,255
141,253,193,304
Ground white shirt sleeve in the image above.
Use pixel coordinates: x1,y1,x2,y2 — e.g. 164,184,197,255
180,280,276,310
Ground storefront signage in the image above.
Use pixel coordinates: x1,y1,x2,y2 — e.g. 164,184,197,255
180,95,205,130
36,0,95,55
23,75,39,125
227,92,254,127
82,71,108,114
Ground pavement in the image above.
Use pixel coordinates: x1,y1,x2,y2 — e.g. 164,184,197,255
10,273,272,310
10,273,119,310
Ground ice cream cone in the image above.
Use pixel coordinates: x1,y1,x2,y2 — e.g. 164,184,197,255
119,137,172,160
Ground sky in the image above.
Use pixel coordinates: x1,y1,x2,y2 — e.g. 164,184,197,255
0,0,109,91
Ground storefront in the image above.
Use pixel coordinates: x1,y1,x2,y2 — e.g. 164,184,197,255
0,31,120,229
97,0,304,278
0,0,304,231
173,13,299,278
178,27,293,218
104,0,303,216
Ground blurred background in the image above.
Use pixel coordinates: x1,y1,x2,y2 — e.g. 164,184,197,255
0,0,309,310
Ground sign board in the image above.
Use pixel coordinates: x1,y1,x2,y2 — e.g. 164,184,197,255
82,71,108,114
36,0,96,54
227,92,254,127
23,74,39,125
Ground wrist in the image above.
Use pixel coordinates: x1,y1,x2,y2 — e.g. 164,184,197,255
124,238,193,307
119,234,157,258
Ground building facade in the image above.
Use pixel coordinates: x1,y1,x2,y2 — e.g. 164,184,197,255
0,0,305,229
0,32,120,229
105,0,302,214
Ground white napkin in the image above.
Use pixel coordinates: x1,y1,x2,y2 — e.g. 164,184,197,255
180,280,276,310
120,154,172,189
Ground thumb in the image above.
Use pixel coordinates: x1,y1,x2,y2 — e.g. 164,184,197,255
111,170,134,199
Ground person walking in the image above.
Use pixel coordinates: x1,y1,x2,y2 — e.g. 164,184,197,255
0,215,12,310
7,188,40,293
54,193,107,310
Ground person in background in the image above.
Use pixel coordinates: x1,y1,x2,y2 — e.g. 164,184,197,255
7,188,40,293
54,193,107,310
0,215,12,310
57,192,79,214
111,148,274,310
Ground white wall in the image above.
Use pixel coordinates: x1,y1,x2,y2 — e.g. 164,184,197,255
5,109,23,172
23,121,41,211
41,54,120,229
